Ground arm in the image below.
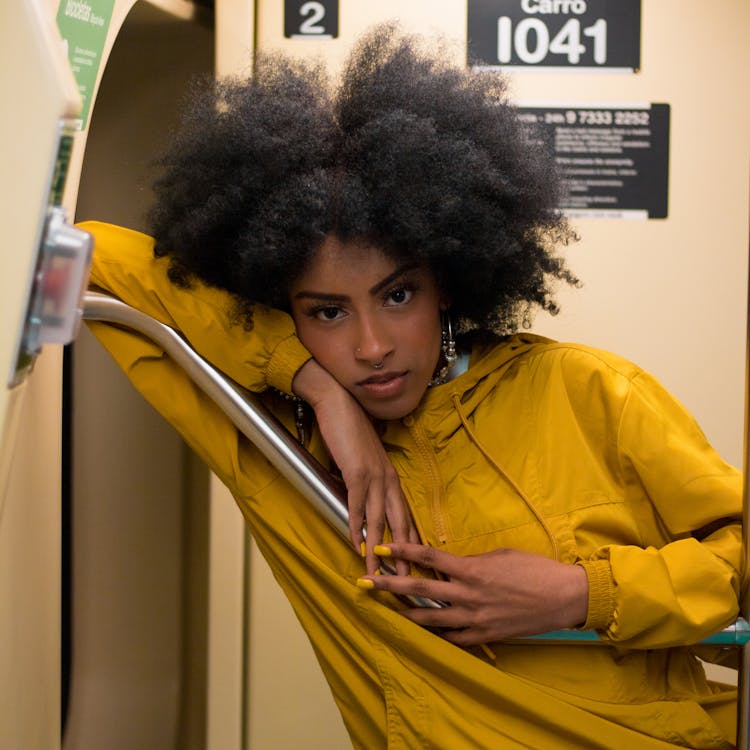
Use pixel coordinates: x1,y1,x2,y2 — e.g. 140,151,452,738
293,361,419,574
83,222,416,569
81,221,311,394
583,369,743,647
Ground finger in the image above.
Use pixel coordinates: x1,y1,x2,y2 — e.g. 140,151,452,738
407,524,421,546
399,606,474,631
360,572,455,603
348,500,365,553
365,544,382,576
373,542,468,578
345,472,368,550
364,485,387,576
441,627,492,647
383,488,413,576
384,491,411,541
392,556,410,578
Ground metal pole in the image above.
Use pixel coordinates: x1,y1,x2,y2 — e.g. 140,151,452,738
84,292,351,535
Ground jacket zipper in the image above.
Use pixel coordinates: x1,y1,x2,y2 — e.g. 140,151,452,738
408,418,448,545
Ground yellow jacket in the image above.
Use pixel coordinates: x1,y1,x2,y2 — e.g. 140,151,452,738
83,222,743,749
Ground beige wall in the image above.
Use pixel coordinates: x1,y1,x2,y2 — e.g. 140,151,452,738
516,2,750,469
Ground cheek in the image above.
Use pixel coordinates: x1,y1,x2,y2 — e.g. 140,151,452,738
296,325,325,357
291,315,312,349
295,321,349,373
408,309,443,372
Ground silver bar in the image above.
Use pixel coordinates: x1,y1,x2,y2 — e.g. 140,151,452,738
83,291,350,535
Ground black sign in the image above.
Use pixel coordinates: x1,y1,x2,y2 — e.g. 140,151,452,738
284,0,339,39
468,0,641,71
518,104,670,218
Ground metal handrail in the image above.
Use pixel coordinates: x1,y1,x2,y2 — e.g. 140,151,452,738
84,291,350,534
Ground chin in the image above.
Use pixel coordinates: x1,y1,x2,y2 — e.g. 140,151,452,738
360,395,420,421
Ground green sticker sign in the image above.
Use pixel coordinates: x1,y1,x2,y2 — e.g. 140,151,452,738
56,0,115,129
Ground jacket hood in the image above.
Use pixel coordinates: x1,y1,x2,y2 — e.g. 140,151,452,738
380,332,553,449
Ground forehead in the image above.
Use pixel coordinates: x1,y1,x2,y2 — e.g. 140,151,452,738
294,235,402,290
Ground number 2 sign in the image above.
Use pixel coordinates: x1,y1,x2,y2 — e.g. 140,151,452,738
284,0,339,39
468,0,641,71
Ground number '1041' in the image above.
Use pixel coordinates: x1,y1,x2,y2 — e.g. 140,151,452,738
498,17,607,65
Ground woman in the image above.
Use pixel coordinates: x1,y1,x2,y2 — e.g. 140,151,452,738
81,25,742,749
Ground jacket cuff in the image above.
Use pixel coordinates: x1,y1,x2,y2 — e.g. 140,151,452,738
265,334,312,394
576,558,615,632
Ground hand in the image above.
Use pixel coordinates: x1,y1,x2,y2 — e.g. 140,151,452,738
359,543,589,644
292,360,419,574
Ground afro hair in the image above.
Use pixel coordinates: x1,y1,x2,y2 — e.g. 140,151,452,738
148,23,578,334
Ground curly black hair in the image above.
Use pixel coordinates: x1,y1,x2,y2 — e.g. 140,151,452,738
149,23,578,334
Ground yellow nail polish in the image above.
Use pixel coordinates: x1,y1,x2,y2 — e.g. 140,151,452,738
373,545,392,557
356,578,375,590
481,644,496,661
359,541,367,557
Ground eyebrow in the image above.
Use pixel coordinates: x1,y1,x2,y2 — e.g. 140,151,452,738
293,262,421,302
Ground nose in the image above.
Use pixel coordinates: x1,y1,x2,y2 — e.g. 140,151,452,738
354,313,394,366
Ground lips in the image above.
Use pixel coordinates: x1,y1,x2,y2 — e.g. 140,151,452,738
358,371,404,385
356,371,409,397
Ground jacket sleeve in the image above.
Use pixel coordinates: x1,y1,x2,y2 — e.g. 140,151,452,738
79,220,316,495
580,368,743,648
79,221,311,395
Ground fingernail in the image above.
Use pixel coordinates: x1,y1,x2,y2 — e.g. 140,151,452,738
373,545,392,557
359,541,367,557
356,578,375,590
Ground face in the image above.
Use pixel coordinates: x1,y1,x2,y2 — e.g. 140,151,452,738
289,234,445,420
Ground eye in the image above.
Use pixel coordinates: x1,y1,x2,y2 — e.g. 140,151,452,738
384,285,414,307
313,305,345,321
